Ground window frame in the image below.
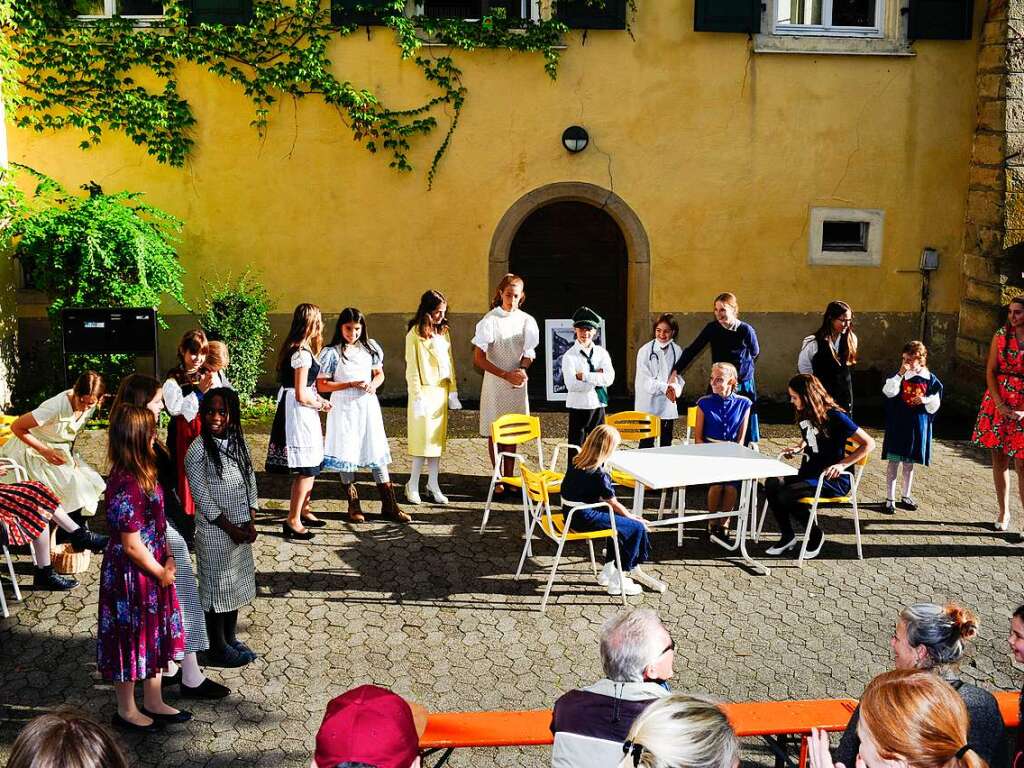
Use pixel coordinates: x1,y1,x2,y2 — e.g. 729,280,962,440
77,0,165,20
774,0,885,38
412,0,540,21
808,207,885,267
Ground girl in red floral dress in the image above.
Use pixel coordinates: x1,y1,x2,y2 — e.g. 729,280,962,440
972,296,1024,531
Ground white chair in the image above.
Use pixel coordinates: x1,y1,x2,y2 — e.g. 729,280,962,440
0,458,29,618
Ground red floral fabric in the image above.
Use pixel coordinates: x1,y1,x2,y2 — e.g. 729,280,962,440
973,327,1024,457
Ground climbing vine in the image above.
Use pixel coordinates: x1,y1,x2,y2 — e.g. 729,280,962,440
0,0,632,186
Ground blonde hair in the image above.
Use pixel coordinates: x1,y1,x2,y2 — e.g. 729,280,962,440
860,669,986,768
206,340,229,371
710,362,738,395
491,273,525,309
618,693,738,768
713,293,738,313
573,424,621,470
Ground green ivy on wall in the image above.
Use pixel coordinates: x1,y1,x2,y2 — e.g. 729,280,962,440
1,0,633,186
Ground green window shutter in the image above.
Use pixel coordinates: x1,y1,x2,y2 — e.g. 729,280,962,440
556,0,627,30
331,0,384,26
189,0,252,25
693,0,760,33
908,0,973,39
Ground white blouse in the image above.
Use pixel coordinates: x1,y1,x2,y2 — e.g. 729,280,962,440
471,307,540,360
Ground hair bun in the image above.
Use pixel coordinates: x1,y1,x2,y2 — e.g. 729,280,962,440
946,604,978,640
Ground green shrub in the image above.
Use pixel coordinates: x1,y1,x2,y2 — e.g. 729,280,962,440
199,272,274,401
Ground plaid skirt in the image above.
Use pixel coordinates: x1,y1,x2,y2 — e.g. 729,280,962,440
0,481,59,546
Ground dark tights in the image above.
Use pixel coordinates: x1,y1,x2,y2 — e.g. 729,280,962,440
205,609,239,653
765,477,823,547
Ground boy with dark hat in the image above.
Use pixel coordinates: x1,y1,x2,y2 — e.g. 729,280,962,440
561,306,615,458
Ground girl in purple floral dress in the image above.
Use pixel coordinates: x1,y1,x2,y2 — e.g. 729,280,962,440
98,404,189,734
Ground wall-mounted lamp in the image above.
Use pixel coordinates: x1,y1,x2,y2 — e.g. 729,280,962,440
919,247,940,272
561,125,589,153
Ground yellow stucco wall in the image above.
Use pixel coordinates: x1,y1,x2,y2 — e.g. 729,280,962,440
7,1,982,395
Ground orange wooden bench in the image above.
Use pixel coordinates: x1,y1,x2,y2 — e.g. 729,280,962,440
420,693,1020,768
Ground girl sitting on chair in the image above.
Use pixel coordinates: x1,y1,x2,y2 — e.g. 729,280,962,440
560,425,662,596
764,374,874,560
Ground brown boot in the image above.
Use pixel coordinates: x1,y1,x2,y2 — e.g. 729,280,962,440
341,483,365,523
377,482,411,523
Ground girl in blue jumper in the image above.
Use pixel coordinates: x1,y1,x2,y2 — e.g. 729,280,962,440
672,292,760,443
560,425,663,596
694,362,752,534
881,340,942,515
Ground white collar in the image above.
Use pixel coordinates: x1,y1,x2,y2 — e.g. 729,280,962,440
720,320,740,332
903,367,930,380
652,340,672,352
574,341,595,354
494,306,515,317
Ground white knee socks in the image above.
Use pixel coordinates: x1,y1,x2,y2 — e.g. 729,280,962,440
901,462,915,498
181,652,206,688
49,506,80,533
31,527,51,567
886,461,916,501
408,457,425,490
426,457,442,493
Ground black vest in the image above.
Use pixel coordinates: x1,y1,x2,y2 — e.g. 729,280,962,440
811,334,853,413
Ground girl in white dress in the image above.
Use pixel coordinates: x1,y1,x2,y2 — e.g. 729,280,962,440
1,371,107,521
318,308,407,523
265,304,331,541
472,274,539,494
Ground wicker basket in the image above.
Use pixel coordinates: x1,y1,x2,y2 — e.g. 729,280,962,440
51,543,91,575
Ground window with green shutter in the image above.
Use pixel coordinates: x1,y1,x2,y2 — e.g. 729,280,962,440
189,0,252,25
555,0,627,30
908,0,973,40
331,0,384,26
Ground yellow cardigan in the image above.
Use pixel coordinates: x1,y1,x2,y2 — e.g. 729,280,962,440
405,327,457,397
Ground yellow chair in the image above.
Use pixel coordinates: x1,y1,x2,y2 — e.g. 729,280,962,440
480,414,567,539
605,411,660,491
755,437,870,565
684,406,698,444
0,415,17,447
513,464,626,613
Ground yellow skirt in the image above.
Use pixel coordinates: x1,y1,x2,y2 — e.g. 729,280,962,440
408,384,449,458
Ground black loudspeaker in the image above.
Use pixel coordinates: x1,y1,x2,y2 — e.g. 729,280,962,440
60,308,160,385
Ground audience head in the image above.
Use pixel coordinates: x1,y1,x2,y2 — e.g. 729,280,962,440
112,373,162,418
279,303,324,370
7,710,129,768
814,300,858,362
653,313,679,343
572,424,621,471
713,293,739,327
787,373,841,425
709,363,738,398
206,340,230,372
893,603,977,674
313,685,427,768
617,693,738,768
107,403,157,493
1005,295,1024,330
408,290,448,336
177,329,209,372
70,371,105,411
600,609,675,684
1008,605,1024,664
491,273,526,311
857,669,984,768
901,340,927,372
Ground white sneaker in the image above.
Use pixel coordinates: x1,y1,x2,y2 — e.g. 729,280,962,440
629,567,667,593
404,481,422,505
765,537,799,556
426,486,449,505
607,573,643,596
597,561,616,586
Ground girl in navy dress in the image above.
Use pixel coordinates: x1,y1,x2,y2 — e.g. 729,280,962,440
672,293,760,443
560,425,663,595
881,341,942,515
694,362,752,534
764,374,875,559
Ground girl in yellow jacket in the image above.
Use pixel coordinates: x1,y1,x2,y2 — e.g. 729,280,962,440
405,289,461,506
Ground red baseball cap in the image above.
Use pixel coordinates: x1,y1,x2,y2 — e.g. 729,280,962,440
314,685,428,768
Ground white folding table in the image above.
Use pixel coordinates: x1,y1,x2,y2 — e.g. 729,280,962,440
607,442,797,575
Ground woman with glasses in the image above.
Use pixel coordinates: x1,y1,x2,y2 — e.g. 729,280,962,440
798,301,858,415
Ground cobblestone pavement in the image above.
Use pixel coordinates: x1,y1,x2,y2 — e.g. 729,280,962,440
2,417,1023,767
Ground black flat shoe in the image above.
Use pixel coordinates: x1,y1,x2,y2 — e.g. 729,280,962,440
230,639,257,658
111,713,162,734
282,523,314,541
301,517,327,528
140,707,192,724
179,677,231,700
161,670,182,689
205,645,254,668
33,566,78,591
68,526,109,553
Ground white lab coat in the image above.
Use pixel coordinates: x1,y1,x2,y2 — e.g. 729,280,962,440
634,340,683,419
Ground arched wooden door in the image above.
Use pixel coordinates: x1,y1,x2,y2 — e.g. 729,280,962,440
509,201,629,401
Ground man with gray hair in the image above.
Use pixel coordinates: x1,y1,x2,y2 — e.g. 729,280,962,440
550,609,675,768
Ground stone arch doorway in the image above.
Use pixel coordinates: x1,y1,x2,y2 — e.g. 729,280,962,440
489,182,651,402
